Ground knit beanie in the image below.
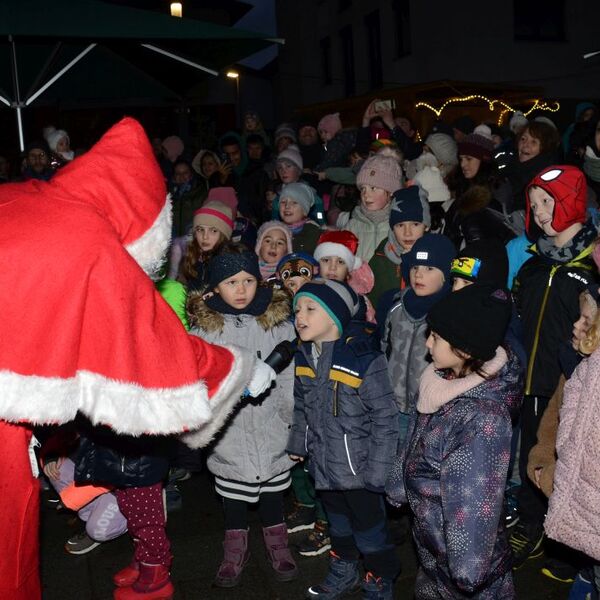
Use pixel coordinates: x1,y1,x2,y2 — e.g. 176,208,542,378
277,145,303,171
294,278,359,335
313,230,362,271
356,154,402,194
425,133,458,168
533,116,558,130
277,252,319,282
317,113,342,138
509,111,528,135
390,185,431,228
274,124,297,145
525,165,588,235
427,284,512,362
206,187,238,213
255,220,293,256
451,239,509,288
46,129,69,152
413,166,451,204
208,248,261,289
162,136,184,162
457,124,495,162
280,182,315,216
193,201,234,239
401,233,456,283
452,115,476,136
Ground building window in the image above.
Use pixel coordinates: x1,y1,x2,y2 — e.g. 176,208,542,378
514,0,566,41
320,37,332,85
365,10,383,89
340,26,356,96
393,0,411,57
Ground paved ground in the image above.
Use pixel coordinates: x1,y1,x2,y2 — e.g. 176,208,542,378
41,472,571,599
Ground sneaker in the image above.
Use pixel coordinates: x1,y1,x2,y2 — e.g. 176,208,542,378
64,532,101,555
165,482,182,512
510,523,544,569
568,571,595,600
362,572,394,600
287,502,316,533
168,467,191,482
540,557,577,583
297,521,332,557
306,551,360,599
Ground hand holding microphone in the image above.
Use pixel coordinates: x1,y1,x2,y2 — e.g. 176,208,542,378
244,339,298,398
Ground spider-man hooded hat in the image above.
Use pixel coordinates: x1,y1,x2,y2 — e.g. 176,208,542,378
525,165,587,235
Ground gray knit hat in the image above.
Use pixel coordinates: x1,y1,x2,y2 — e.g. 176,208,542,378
425,133,458,168
355,154,402,194
280,182,315,216
276,145,303,171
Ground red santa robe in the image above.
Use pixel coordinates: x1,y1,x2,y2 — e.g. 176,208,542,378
0,118,256,598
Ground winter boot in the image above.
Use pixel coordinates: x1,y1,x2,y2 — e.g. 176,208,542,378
113,563,173,600
306,551,360,599
214,529,250,588
262,523,299,582
113,561,140,587
361,572,394,600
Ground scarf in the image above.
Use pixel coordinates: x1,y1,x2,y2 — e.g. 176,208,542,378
403,283,451,320
204,285,273,316
536,220,598,263
259,259,279,280
416,347,508,414
584,146,600,182
287,218,309,235
357,203,391,224
383,230,408,265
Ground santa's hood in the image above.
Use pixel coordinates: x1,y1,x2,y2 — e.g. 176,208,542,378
49,117,171,279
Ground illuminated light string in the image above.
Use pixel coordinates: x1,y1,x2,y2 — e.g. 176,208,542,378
415,95,560,126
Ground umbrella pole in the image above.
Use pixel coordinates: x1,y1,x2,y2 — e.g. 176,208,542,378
9,35,25,152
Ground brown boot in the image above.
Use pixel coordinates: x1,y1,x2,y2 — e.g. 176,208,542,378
262,523,299,582
214,529,250,588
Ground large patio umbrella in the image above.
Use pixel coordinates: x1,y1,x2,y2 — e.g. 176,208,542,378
0,0,283,150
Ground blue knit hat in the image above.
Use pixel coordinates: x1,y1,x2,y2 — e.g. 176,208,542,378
390,185,431,228
208,248,261,288
293,279,359,335
401,233,456,282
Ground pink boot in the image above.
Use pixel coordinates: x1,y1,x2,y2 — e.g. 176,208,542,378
113,563,173,599
214,529,250,588
262,523,299,582
113,561,140,587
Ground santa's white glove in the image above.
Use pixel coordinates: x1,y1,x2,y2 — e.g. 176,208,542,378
245,360,276,398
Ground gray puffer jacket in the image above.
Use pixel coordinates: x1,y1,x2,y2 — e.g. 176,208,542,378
381,289,429,414
189,289,295,483
287,332,399,491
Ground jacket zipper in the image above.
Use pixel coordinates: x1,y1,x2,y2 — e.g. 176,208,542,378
343,434,357,476
304,425,309,453
333,381,339,416
121,456,125,473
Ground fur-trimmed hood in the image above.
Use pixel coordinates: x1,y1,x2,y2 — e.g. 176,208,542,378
188,287,291,334
456,184,493,216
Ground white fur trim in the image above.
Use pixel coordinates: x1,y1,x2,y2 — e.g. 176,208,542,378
0,345,256,447
314,242,357,271
125,195,173,281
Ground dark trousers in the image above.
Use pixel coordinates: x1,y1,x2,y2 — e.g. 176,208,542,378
321,489,399,580
517,395,550,534
223,490,284,530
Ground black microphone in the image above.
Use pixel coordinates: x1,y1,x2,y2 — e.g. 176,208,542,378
263,339,298,374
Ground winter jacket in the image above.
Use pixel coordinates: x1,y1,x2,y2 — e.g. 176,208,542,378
315,129,357,171
337,205,390,263
545,348,600,562
189,289,295,483
170,181,206,238
287,331,399,491
291,221,322,255
514,232,597,397
367,238,404,307
387,349,523,598
381,289,429,414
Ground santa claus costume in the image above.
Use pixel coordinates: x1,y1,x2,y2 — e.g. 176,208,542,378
0,118,265,599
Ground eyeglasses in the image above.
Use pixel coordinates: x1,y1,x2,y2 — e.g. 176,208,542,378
451,257,481,279
28,151,46,160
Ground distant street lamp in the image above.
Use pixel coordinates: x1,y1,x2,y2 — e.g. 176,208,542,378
170,2,183,17
226,70,241,128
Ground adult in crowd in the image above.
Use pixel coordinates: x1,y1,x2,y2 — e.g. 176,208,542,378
169,159,207,238
22,140,54,182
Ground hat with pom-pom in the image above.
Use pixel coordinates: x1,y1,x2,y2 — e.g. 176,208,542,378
457,124,496,162
314,230,363,271
356,154,402,194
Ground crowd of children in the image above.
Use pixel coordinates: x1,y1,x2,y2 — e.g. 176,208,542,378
33,100,600,600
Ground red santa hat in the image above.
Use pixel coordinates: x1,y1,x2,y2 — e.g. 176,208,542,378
313,230,362,271
0,117,255,447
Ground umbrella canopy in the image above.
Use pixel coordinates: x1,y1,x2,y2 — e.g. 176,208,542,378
0,0,283,149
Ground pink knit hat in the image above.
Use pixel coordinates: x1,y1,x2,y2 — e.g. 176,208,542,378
318,113,342,138
206,187,238,213
255,221,293,256
161,136,184,162
356,154,402,194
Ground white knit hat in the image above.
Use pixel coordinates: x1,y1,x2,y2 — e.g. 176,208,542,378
509,111,529,135
277,144,303,171
413,166,451,204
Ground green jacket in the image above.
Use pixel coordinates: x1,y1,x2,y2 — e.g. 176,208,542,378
156,278,189,330
368,238,403,307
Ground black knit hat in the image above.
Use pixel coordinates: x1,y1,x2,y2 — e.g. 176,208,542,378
451,239,509,288
208,248,261,289
427,284,512,361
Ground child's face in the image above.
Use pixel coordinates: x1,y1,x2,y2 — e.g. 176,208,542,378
284,275,308,295
56,136,70,153
572,293,598,351
319,256,349,282
426,330,465,375
528,186,557,236
393,222,427,251
410,265,445,296
245,115,257,131
360,185,391,211
452,277,473,292
460,155,481,180
318,128,333,143
295,296,339,343
518,129,541,163
259,229,288,263
265,190,276,211
277,161,300,184
193,221,222,252
280,197,305,224
216,271,258,310
201,155,218,178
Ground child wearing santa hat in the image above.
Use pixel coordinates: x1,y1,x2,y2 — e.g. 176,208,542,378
255,221,293,281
